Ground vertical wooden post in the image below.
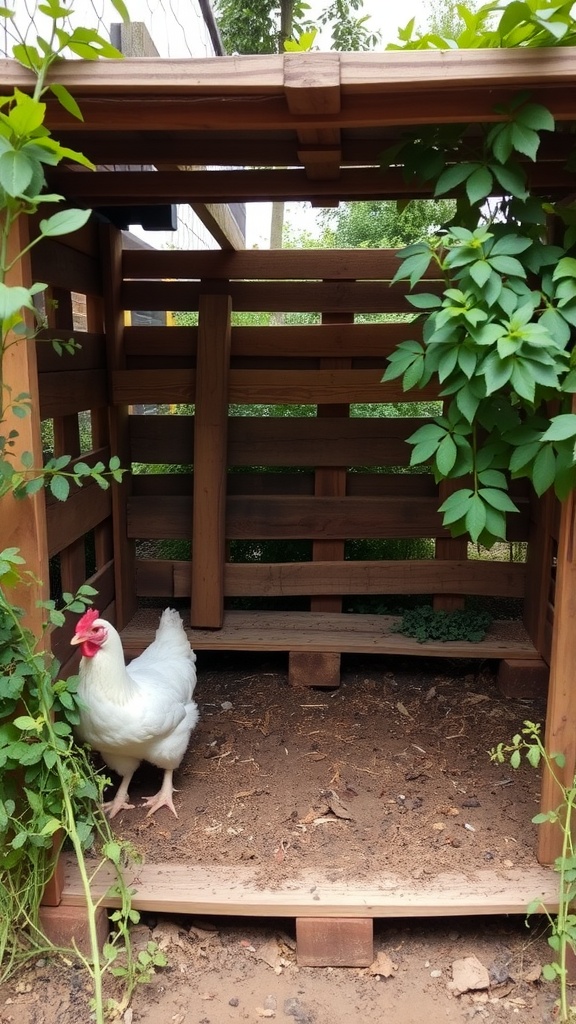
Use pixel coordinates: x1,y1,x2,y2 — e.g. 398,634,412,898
1,218,49,635
537,483,576,865
290,311,351,689
523,487,556,659
311,312,352,613
100,223,136,629
191,293,232,628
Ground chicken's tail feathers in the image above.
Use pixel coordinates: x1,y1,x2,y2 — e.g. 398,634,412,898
156,608,196,658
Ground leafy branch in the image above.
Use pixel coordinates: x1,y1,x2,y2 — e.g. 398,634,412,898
490,722,576,1022
383,95,576,546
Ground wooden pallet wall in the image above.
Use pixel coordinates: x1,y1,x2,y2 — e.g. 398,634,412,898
119,247,533,630
33,220,119,673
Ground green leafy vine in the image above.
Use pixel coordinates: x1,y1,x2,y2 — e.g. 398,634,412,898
0,2,166,1020
383,91,576,546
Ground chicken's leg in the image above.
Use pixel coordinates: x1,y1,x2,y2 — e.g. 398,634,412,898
141,769,178,817
103,772,135,819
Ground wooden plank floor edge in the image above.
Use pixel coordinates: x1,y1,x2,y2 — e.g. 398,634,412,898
61,856,558,917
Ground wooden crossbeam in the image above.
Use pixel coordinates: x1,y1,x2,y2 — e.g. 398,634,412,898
49,163,574,205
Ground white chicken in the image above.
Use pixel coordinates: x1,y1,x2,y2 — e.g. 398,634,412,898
71,607,198,819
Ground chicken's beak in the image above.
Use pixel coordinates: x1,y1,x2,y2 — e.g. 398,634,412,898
70,634,83,646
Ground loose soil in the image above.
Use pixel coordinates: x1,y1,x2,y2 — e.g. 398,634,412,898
1,653,561,1024
116,651,546,882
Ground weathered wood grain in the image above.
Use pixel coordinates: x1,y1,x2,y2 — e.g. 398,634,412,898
135,557,526,599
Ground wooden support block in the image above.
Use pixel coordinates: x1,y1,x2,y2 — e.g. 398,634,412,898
289,651,341,689
296,917,373,967
39,905,109,957
497,658,549,699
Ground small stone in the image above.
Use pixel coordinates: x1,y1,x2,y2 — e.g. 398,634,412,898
431,969,442,978
489,962,511,985
229,997,240,1007
523,964,542,983
221,701,234,711
449,956,490,996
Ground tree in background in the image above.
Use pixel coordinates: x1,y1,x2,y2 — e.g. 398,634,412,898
214,0,379,57
213,0,380,250
314,197,456,249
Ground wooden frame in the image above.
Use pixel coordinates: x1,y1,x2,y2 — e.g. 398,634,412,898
4,47,576,934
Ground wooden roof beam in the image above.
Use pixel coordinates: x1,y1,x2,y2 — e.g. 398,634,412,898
284,52,342,186
49,165,574,206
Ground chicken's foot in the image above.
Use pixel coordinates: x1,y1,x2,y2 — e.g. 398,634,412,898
141,769,178,817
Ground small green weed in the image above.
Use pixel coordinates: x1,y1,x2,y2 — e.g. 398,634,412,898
394,604,492,643
491,721,576,1023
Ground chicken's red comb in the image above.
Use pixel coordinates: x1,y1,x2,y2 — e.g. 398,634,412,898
75,608,100,633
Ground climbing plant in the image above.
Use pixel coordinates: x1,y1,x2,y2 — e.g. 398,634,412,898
0,2,166,1020
381,0,576,547
382,99,576,546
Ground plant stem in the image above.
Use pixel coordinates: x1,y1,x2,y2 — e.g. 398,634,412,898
55,755,106,1024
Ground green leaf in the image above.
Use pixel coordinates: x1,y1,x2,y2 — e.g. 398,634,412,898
8,91,46,134
39,207,91,238
436,434,458,475
540,414,576,442
49,84,83,121
391,251,432,286
532,445,556,496
0,283,39,321
434,162,476,197
405,293,442,309
511,122,541,161
478,488,519,513
466,166,493,205
514,103,554,133
49,475,70,501
553,257,576,281
465,494,487,542
489,255,526,278
490,163,528,200
510,749,521,769
469,260,491,288
0,150,34,197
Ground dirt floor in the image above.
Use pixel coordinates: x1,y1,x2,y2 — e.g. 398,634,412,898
1,652,563,1024
0,912,562,1024
116,651,547,881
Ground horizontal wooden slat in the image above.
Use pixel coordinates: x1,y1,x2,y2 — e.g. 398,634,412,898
129,416,433,468
40,369,108,418
61,853,558,918
131,472,438,498
124,322,421,361
127,494,530,542
121,280,437,314
135,557,526,599
115,369,440,406
47,482,112,558
51,162,573,205
31,237,102,296
224,558,526,597
231,417,427,466
123,247,436,282
36,331,106,373
120,607,540,660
